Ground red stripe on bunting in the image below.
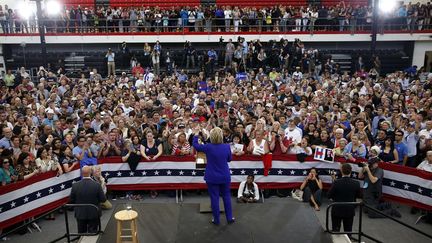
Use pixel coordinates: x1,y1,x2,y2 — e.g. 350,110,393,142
98,155,195,163
378,162,432,180
383,194,432,211
0,197,69,229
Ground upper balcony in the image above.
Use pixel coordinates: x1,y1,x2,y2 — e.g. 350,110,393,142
1,16,431,44
1,0,431,43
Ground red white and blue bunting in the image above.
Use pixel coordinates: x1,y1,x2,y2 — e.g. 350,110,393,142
100,155,432,210
0,168,81,229
1,155,431,230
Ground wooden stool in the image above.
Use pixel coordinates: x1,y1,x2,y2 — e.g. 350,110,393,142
114,209,139,243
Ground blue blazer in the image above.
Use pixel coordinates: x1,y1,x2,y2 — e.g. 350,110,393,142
192,136,232,184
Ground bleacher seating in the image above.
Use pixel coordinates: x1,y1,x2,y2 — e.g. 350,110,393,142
60,0,368,8
109,0,201,8
216,0,307,7
321,0,368,7
60,0,94,7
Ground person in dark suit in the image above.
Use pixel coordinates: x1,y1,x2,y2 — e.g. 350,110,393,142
69,166,106,233
192,126,235,225
327,163,361,233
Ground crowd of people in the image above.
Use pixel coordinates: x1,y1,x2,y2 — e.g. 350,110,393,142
0,36,432,184
1,1,432,34
0,32,432,234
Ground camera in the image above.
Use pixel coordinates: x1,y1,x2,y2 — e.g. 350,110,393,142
358,162,367,168
275,134,280,138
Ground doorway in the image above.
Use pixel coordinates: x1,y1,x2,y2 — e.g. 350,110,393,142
425,51,432,72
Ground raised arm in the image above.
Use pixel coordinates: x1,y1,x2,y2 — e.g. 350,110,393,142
192,135,207,153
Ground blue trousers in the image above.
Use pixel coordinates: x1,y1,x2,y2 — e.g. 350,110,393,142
207,182,233,224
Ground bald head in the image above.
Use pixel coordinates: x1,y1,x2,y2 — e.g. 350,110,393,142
82,166,92,177
2,127,12,139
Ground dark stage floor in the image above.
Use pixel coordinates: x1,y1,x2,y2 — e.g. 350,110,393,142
98,201,332,243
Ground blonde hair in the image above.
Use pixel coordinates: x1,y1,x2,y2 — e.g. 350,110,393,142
91,165,102,176
209,127,223,144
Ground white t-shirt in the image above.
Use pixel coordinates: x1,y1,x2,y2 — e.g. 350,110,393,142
135,79,145,88
237,181,260,200
224,10,232,19
122,105,134,116
417,160,432,173
252,139,266,155
284,127,302,145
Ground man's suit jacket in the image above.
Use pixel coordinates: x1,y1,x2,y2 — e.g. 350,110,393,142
70,178,106,220
327,176,361,218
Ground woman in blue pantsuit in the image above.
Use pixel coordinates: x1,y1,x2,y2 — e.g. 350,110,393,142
192,127,235,225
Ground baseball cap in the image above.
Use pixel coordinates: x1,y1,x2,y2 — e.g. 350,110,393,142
45,108,55,114
370,146,381,155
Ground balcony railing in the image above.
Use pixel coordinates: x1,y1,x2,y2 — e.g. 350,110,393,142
1,17,431,36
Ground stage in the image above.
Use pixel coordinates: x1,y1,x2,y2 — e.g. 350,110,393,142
98,201,332,243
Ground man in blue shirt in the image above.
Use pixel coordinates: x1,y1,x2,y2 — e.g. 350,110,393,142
207,49,218,75
0,127,13,149
73,136,97,169
177,69,188,86
394,130,408,165
180,8,189,27
397,5,408,30
42,109,57,127
405,123,419,167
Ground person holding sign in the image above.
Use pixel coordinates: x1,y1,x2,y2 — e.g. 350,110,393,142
230,134,245,156
192,127,235,225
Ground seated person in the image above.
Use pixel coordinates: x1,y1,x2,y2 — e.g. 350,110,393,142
92,165,112,210
237,175,260,203
300,168,323,211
